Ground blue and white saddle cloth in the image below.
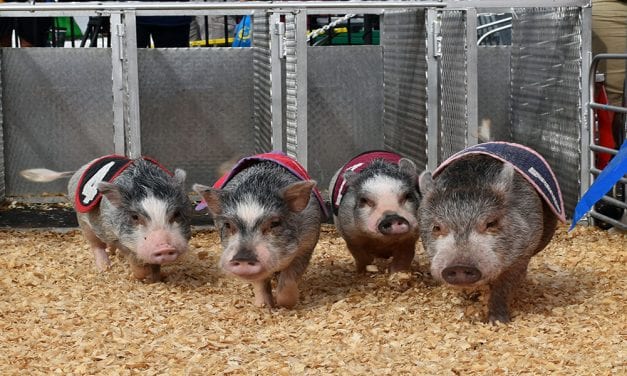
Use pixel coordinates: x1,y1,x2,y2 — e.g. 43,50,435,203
433,142,566,223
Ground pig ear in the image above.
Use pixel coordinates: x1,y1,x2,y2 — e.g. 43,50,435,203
173,168,187,187
343,170,359,187
98,182,124,207
192,183,225,215
282,180,316,213
494,162,515,193
418,171,435,196
398,158,417,178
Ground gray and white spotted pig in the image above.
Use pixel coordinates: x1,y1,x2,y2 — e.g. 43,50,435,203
21,155,192,282
193,152,325,308
418,142,566,323
329,151,421,274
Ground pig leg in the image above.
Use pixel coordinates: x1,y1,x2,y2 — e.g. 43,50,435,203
487,260,530,324
389,246,415,274
129,259,163,283
534,203,558,255
276,271,300,308
276,251,313,307
129,261,151,281
80,224,111,271
347,246,374,273
252,279,274,307
146,264,163,283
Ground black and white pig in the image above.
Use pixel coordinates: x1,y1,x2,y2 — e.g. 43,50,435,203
418,142,566,323
21,155,192,282
329,151,421,274
193,152,325,308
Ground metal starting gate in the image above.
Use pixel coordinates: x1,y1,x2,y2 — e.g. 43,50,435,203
1,0,608,226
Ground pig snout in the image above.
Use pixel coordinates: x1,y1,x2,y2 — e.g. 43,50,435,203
441,265,482,285
225,248,264,279
138,230,187,264
378,214,410,235
150,246,179,264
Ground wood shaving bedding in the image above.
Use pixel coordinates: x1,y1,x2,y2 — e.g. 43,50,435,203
0,224,624,375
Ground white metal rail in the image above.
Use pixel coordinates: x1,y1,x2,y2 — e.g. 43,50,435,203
587,53,627,230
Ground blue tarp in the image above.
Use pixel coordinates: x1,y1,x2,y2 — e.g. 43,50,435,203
570,140,627,230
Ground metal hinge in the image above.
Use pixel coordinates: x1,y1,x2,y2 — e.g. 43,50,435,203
116,23,126,60
274,21,286,58
432,15,442,58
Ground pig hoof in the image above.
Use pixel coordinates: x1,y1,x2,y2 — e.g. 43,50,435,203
130,264,157,281
365,264,379,273
94,256,111,272
276,282,299,308
487,313,510,325
144,273,165,284
276,295,298,308
254,296,274,308
355,259,375,274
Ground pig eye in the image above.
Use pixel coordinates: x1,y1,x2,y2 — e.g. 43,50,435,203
169,211,181,224
222,220,238,235
358,197,374,208
130,213,140,223
401,193,414,203
483,219,500,233
432,223,448,237
262,218,282,235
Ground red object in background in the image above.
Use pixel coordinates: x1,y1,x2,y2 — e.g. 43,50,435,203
594,81,617,169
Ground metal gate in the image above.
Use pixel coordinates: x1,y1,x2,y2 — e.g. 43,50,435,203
584,53,627,230
0,0,591,220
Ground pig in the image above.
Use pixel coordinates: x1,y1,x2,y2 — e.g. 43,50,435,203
193,153,324,308
329,151,421,274
21,155,192,282
419,142,565,323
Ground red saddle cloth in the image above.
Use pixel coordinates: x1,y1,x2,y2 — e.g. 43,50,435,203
75,155,171,213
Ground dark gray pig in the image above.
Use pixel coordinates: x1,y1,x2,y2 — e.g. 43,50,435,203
21,156,192,282
193,157,323,308
329,151,421,274
419,148,564,323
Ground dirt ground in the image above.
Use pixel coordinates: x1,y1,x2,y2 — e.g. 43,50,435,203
0,223,625,375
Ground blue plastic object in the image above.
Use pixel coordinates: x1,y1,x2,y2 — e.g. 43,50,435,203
571,140,627,230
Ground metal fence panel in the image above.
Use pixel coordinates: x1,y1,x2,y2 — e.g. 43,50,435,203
0,53,4,200
252,13,273,153
510,7,582,213
381,9,428,168
440,10,468,161
2,48,113,196
138,48,255,188
284,13,299,159
307,46,384,190
477,46,511,141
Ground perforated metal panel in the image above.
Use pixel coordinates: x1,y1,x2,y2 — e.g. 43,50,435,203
284,13,299,159
252,13,273,153
478,46,511,141
510,7,582,213
381,9,428,168
138,48,255,189
307,46,384,189
2,48,114,196
0,53,4,200
440,10,468,161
